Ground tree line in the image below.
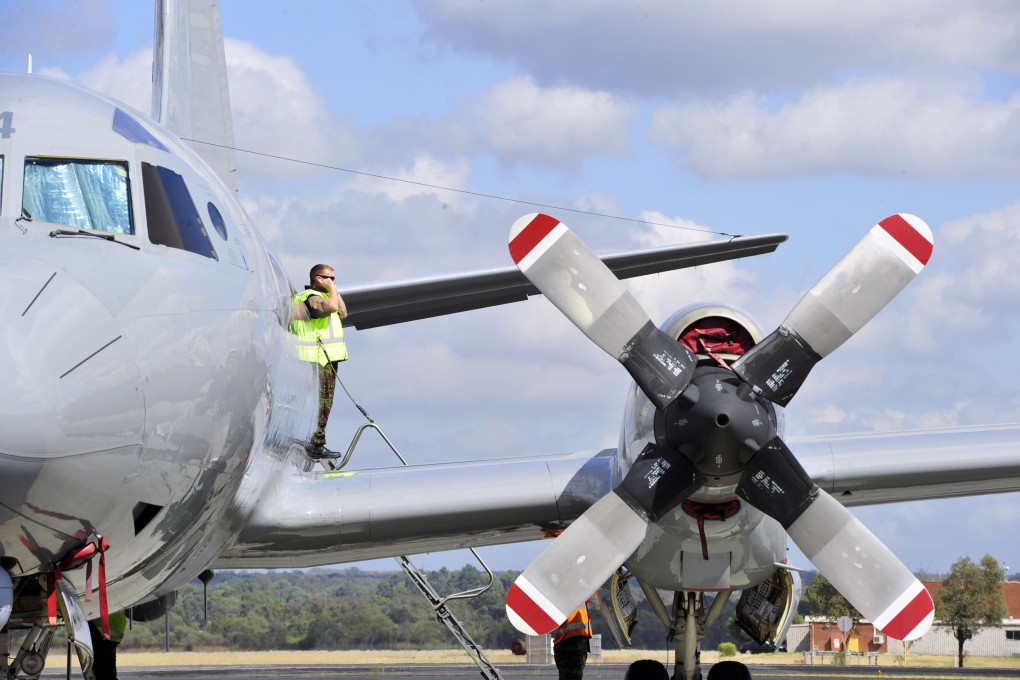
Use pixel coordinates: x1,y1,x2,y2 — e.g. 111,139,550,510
119,554,1010,663
120,565,751,652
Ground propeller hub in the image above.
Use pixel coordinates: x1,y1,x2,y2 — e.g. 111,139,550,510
656,367,776,479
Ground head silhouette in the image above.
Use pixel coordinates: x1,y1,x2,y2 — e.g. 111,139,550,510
707,660,753,680
624,658,669,680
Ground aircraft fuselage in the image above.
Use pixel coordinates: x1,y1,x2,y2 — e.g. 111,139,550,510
0,73,314,613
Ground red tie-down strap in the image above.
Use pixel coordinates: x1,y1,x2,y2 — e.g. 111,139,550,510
49,535,111,637
681,500,741,560
46,570,61,626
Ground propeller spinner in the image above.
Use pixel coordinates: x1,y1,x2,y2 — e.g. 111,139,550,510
505,213,935,641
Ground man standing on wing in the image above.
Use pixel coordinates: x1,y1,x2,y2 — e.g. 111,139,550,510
290,263,348,458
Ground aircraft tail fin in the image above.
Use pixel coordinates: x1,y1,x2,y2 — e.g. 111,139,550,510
151,0,238,193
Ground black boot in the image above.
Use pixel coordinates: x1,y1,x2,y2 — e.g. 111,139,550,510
305,442,339,459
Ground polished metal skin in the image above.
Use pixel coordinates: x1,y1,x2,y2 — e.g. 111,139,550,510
0,73,313,612
4,5,1020,673
0,61,775,622
217,451,618,569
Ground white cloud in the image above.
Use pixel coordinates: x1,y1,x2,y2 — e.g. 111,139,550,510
224,39,360,190
357,75,636,171
78,50,151,114
59,37,362,195
773,200,1020,436
626,212,757,320
347,154,470,205
648,78,1020,179
806,404,851,428
472,76,635,166
413,1,1020,97
877,201,1020,347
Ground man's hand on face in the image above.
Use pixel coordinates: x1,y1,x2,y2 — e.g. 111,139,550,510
316,272,337,295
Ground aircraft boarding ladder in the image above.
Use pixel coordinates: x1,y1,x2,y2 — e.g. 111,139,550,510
395,552,505,680
313,375,506,680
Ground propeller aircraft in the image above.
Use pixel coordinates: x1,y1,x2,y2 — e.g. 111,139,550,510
2,2,1020,680
504,213,938,676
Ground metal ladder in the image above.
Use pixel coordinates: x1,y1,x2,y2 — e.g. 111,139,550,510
396,551,505,680
316,412,504,680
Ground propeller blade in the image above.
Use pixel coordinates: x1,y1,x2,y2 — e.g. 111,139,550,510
733,214,933,405
506,491,647,636
737,438,934,641
509,213,697,410
507,444,704,635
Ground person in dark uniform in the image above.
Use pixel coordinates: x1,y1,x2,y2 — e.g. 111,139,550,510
552,603,592,680
87,611,127,680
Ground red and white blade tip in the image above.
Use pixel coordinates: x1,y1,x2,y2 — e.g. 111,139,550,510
508,213,567,270
876,213,933,274
506,577,568,636
873,581,935,641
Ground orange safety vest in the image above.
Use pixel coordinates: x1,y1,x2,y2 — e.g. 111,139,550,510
552,606,592,644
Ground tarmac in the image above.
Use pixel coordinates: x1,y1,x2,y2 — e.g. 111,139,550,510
35,664,1020,680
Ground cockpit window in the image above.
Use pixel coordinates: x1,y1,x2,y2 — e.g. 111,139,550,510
141,162,218,260
23,158,133,234
112,108,168,152
207,202,228,240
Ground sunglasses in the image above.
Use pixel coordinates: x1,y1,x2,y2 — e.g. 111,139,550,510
319,275,335,280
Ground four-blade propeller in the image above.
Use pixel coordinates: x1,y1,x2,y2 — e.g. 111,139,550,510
505,212,935,641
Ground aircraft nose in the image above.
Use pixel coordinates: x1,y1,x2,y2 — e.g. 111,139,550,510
0,257,144,457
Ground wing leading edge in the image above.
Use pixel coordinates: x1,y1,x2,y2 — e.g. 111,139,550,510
215,450,619,569
795,423,1020,506
218,425,1020,569
343,233,787,330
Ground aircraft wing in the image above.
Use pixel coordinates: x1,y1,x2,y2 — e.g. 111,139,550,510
215,424,1020,569
214,449,619,569
342,233,788,330
795,423,1020,506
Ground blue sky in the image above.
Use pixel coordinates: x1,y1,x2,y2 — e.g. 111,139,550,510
4,1,1020,578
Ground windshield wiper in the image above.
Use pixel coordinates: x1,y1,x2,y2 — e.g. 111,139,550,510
49,229,141,250
15,208,31,233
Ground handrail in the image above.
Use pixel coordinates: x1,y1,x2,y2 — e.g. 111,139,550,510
325,421,407,471
435,548,496,609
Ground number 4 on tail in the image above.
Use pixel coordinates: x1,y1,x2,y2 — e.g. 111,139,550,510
0,112,14,139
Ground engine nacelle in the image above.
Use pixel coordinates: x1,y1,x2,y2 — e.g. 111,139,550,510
617,303,789,591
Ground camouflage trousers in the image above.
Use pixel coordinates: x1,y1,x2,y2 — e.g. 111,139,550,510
553,635,589,680
312,361,339,446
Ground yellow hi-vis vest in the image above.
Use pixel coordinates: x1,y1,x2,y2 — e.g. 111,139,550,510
290,289,348,365
90,611,128,644
552,606,592,644
109,611,128,644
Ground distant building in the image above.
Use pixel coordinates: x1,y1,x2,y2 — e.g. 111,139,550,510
786,581,1020,658
787,619,887,654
